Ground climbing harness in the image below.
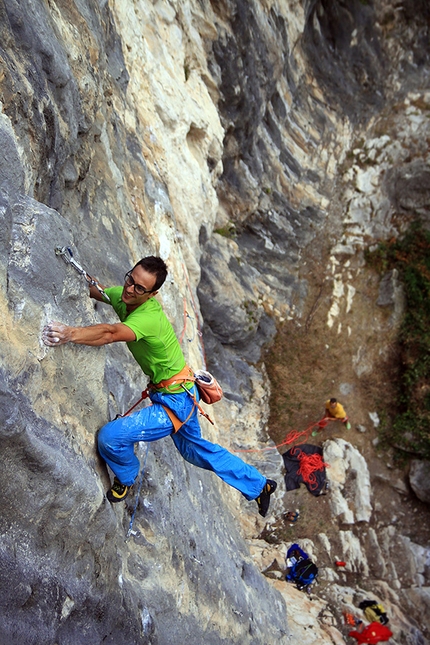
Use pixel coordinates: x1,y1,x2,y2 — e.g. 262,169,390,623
55,245,111,302
158,366,222,427
119,366,222,431
125,443,149,541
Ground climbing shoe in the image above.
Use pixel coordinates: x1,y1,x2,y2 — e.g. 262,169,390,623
256,479,277,517
107,477,130,503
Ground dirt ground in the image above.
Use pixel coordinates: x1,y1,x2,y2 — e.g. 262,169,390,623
261,251,430,585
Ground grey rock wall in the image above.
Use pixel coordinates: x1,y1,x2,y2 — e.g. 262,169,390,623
199,0,430,368
1,190,288,645
0,0,429,643
0,1,290,643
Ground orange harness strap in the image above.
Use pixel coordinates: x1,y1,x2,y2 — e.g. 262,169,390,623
154,365,195,390
155,366,215,428
180,385,214,426
161,403,196,433
123,366,215,432
152,365,197,432
160,383,215,431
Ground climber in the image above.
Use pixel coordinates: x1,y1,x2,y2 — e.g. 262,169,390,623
324,397,351,430
42,256,277,515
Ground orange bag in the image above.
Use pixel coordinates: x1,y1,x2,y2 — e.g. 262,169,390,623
194,370,223,405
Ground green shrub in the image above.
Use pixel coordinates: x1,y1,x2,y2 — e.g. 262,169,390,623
214,225,236,239
366,222,430,459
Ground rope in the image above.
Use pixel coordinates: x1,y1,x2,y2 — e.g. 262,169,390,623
114,392,151,540
292,447,329,491
179,297,196,344
125,443,149,541
179,297,188,344
115,389,150,419
182,262,206,368
233,417,335,453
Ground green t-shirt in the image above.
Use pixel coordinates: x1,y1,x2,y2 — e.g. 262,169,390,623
104,286,186,384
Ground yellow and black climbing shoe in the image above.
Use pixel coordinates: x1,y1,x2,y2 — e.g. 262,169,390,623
256,479,277,517
107,477,130,503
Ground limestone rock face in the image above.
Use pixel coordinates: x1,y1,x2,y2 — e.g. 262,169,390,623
0,1,289,643
409,460,430,504
324,438,372,524
0,0,429,643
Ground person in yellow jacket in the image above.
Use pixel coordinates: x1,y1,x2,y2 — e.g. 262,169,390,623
325,398,351,429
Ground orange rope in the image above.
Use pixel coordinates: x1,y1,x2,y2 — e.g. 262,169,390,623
179,297,189,344
182,262,207,368
291,447,329,491
115,389,150,419
233,417,335,453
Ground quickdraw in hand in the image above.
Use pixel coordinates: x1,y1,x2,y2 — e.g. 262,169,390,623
55,245,111,302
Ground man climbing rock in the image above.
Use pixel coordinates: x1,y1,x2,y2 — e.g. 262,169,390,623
42,256,276,516
324,397,351,430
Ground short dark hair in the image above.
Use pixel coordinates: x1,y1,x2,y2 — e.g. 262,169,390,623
134,256,168,291
329,397,337,404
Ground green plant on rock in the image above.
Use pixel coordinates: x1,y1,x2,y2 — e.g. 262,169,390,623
214,224,236,239
366,221,430,459
242,299,259,328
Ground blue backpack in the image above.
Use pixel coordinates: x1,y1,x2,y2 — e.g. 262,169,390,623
287,559,319,590
285,544,318,591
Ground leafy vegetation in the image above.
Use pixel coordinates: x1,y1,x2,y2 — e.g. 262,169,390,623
214,224,236,239
366,222,430,458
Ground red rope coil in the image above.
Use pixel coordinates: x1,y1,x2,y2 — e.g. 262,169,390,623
291,446,329,491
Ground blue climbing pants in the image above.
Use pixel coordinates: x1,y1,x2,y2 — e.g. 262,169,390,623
98,387,266,500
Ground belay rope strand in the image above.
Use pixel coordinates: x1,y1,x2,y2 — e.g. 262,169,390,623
233,418,332,493
233,417,336,453
125,443,149,541
179,297,196,345
181,261,206,368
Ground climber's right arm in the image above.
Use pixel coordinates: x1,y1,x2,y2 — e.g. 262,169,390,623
42,321,136,347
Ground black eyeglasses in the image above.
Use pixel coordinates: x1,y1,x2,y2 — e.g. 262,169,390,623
124,271,154,295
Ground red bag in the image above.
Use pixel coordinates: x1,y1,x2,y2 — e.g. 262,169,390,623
194,370,223,405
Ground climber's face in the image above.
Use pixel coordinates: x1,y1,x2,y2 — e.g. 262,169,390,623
122,265,158,310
